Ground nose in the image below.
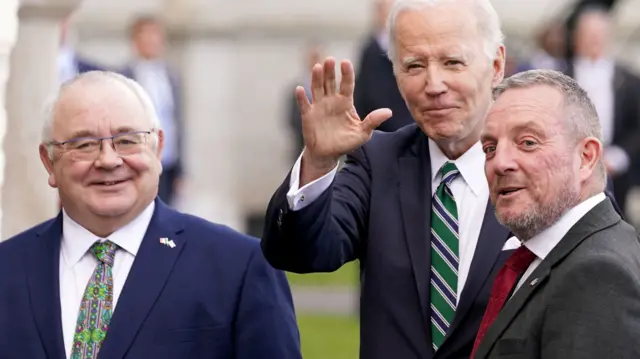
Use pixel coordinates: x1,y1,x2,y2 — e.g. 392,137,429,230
94,140,123,169
424,65,447,96
487,142,518,176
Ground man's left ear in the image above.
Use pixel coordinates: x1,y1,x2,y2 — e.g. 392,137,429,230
491,45,506,88
579,136,602,180
155,129,165,158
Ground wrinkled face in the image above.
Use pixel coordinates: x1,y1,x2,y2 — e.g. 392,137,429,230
393,4,504,150
40,79,164,223
133,22,165,60
481,85,583,240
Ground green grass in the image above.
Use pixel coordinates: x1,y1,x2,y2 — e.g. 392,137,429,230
286,260,360,287
297,314,360,359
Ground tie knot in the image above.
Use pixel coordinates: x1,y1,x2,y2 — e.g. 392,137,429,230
506,245,537,273
91,241,118,266
440,161,460,185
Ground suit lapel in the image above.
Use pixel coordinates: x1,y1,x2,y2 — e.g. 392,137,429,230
474,199,621,358
448,201,509,334
28,213,67,359
98,200,186,359
398,133,432,335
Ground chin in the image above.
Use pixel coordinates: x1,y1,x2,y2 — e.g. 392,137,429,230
88,198,135,217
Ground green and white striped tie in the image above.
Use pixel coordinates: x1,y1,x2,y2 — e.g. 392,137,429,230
430,161,460,351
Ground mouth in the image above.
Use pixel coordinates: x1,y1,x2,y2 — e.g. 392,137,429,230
497,187,524,198
92,179,130,187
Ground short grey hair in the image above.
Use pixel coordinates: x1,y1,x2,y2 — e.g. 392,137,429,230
386,0,505,63
493,69,606,186
42,71,161,145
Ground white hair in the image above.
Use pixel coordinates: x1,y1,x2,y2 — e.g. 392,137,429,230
386,0,505,63
41,71,161,146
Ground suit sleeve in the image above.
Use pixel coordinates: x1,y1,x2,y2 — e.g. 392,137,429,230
235,245,302,359
541,255,640,358
261,146,372,273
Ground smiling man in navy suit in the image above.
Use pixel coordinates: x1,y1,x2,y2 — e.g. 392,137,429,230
0,71,301,359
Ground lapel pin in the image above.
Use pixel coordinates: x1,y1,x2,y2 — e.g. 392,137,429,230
530,278,539,287
160,237,176,248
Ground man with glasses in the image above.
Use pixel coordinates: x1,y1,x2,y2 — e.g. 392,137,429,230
0,71,302,359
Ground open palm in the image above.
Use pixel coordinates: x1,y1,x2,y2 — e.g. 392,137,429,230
297,58,393,164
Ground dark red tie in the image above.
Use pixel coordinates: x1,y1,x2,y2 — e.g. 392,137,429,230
470,245,537,358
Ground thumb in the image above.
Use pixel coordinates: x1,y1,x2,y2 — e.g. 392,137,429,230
361,108,393,132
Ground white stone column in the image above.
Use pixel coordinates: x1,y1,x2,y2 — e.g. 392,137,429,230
3,0,81,239
0,0,19,241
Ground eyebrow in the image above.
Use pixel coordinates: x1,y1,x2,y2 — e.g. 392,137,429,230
480,121,548,143
400,56,420,67
64,126,145,141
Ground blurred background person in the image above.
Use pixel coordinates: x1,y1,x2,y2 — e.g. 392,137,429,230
287,41,324,161
516,21,568,73
565,6,640,219
353,0,413,132
57,15,105,84
120,15,184,208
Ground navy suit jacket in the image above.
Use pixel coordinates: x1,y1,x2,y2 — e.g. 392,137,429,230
0,199,301,359
261,123,622,359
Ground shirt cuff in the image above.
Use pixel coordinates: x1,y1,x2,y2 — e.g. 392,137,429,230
286,150,338,211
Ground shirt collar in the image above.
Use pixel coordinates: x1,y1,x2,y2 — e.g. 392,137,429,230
61,201,156,267
524,192,606,260
428,139,488,196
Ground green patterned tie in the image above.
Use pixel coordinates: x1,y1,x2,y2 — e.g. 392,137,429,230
71,241,118,359
430,162,460,351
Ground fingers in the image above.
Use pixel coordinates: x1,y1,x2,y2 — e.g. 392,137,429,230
295,86,311,115
323,58,337,95
338,60,355,97
361,108,393,133
310,63,324,103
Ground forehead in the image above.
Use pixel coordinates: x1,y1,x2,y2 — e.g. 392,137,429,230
485,85,565,133
51,80,150,139
394,4,482,56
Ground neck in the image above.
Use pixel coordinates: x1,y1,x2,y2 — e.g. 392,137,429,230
62,201,152,238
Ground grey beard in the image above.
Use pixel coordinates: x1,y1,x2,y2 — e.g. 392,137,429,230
496,184,581,241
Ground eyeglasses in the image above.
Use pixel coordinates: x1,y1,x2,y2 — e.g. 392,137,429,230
48,130,154,161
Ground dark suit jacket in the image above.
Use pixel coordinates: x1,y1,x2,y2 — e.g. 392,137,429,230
565,63,640,210
120,65,184,178
474,199,640,359
0,199,301,359
354,35,413,132
262,123,514,359
76,56,105,74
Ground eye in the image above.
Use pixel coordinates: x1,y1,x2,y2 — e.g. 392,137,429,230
482,145,496,154
445,60,463,66
70,140,99,150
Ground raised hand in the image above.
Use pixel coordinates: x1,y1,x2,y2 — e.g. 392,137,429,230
297,57,392,174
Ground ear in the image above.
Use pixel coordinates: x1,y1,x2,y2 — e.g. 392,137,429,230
578,136,602,183
491,44,506,88
154,129,165,159
39,144,58,188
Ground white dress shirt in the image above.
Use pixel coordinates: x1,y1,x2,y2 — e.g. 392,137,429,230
286,140,489,296
514,192,606,293
574,58,629,174
59,202,155,358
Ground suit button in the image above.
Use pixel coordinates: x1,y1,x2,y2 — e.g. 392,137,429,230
277,209,283,227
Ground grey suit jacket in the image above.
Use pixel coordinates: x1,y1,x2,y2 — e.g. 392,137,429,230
474,198,640,359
